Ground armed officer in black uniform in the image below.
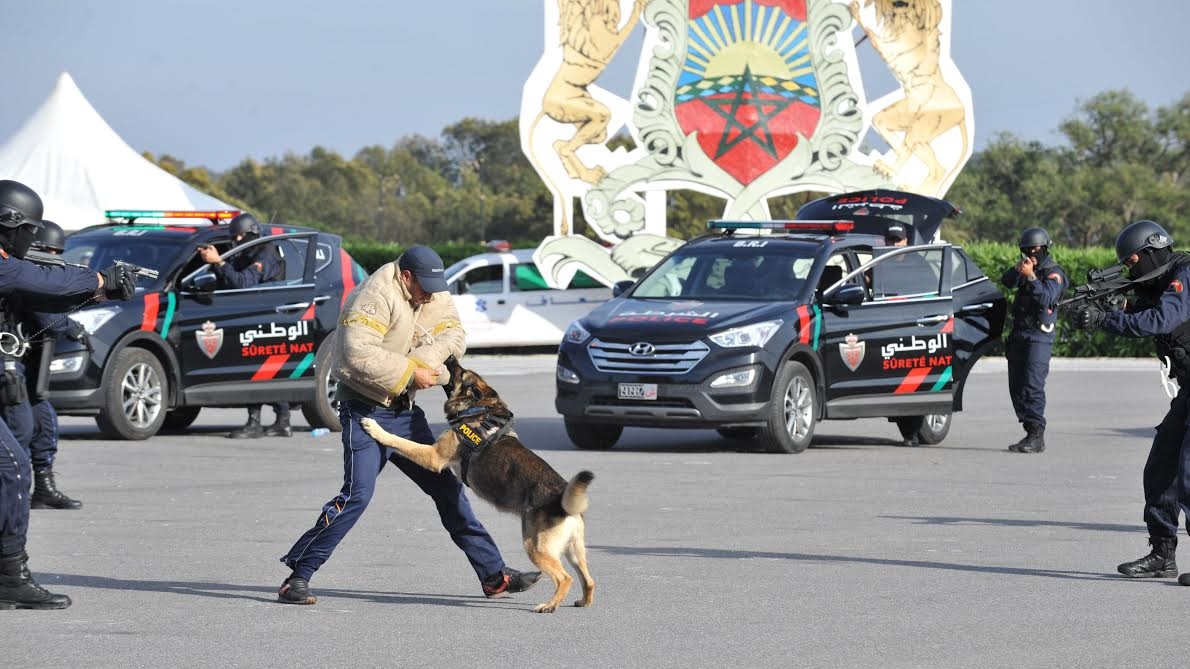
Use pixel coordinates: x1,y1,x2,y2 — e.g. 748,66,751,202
1001,227,1067,453
1074,220,1190,586
198,212,292,438
0,180,139,609
23,221,89,509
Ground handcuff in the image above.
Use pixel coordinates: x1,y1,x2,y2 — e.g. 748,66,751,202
0,324,30,358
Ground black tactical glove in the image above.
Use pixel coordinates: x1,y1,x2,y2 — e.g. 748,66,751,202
99,264,137,301
1074,304,1106,331
66,319,86,341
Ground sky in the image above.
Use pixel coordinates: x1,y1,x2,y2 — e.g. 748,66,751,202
3,0,1188,172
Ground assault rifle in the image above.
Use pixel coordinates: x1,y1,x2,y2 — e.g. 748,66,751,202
24,249,159,280
1058,262,1173,313
1057,264,1132,313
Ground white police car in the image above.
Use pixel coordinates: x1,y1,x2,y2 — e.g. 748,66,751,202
446,249,610,348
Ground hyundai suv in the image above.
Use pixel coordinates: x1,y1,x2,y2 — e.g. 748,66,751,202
47,210,367,440
555,190,1007,453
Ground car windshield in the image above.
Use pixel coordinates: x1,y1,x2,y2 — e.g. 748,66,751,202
62,234,183,289
631,242,818,301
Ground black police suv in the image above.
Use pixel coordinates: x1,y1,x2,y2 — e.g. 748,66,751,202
555,190,1007,453
45,210,366,440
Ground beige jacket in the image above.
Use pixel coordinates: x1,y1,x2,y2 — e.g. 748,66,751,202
330,261,466,406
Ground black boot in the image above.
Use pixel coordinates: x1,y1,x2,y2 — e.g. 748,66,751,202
1008,425,1031,452
31,469,83,510
1012,423,1045,454
1118,537,1177,578
0,551,71,609
228,406,264,439
263,410,292,438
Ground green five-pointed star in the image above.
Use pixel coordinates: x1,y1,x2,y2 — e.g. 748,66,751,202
704,65,795,160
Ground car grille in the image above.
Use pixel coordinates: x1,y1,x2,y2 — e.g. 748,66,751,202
587,339,710,374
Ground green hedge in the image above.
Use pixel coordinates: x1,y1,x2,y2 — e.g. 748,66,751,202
342,239,1155,358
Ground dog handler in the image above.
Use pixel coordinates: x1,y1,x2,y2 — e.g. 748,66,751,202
276,246,540,604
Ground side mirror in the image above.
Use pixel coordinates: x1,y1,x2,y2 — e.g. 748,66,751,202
822,283,865,306
612,279,635,298
184,273,218,293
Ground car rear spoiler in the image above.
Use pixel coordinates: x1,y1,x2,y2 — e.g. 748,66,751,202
795,189,960,244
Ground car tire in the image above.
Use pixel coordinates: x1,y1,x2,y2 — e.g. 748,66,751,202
95,348,167,440
759,361,815,454
716,427,760,441
896,414,951,445
162,407,202,431
301,337,342,432
565,418,621,450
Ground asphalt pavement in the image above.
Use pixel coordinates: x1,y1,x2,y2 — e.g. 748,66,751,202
3,355,1187,669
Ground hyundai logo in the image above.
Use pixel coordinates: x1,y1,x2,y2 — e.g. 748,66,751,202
629,342,656,356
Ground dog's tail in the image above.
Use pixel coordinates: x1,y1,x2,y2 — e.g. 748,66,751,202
561,470,595,516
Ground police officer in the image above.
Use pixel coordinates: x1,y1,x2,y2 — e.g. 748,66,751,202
1074,220,1190,585
22,221,87,509
0,180,138,609
1001,227,1067,453
198,213,291,438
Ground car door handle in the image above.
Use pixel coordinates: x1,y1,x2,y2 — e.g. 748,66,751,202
916,314,949,326
959,302,993,315
275,296,331,313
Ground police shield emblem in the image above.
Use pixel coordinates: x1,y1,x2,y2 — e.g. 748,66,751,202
839,332,864,372
196,320,224,360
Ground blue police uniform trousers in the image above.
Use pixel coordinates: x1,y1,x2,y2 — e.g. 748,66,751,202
1,396,33,458
1142,386,1190,538
1005,328,1053,428
0,417,31,557
28,399,58,471
280,399,505,582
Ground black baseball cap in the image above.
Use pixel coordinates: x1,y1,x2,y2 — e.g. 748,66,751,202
885,223,908,241
398,245,449,293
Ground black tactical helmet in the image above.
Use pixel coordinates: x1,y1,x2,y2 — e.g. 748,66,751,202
0,179,44,229
1115,220,1173,263
33,219,66,253
228,212,261,240
1018,227,1051,248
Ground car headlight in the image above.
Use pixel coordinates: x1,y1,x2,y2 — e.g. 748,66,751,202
708,320,783,348
70,306,122,334
564,320,591,345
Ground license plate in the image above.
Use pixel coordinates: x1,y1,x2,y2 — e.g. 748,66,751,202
618,383,658,400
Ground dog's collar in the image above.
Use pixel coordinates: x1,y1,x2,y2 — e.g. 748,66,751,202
449,410,514,487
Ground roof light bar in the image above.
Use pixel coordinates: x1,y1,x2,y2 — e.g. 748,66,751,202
104,210,240,220
708,219,855,233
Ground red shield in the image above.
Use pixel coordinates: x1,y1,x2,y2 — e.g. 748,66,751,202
673,0,821,185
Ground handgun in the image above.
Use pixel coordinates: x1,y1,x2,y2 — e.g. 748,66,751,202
115,259,160,280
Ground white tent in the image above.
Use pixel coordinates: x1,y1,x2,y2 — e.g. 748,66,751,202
0,72,234,230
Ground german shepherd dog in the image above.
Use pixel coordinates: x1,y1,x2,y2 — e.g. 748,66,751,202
360,356,595,613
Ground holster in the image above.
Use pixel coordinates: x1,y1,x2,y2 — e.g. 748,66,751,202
0,368,28,405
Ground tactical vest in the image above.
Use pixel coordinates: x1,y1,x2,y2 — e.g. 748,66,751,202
1143,253,1190,382
1011,256,1065,332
